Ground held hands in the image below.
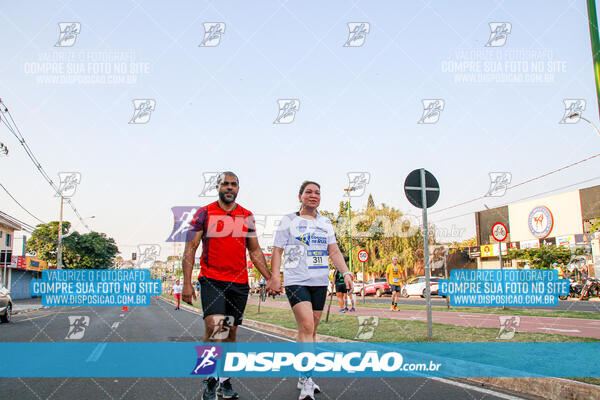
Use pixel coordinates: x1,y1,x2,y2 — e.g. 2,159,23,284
344,273,354,292
181,282,197,305
266,276,282,296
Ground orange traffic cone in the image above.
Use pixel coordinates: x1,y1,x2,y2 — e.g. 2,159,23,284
122,305,128,312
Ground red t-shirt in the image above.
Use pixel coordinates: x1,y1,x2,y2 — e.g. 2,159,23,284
191,201,255,284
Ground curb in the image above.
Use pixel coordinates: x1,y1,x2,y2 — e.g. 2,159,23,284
13,306,48,315
460,377,600,400
159,297,599,399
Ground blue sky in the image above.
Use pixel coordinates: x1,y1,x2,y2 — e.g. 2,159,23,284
1,0,599,258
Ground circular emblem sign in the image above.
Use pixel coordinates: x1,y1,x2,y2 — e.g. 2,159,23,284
358,250,369,263
491,222,508,242
528,206,553,239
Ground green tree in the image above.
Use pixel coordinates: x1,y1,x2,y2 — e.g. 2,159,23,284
366,194,375,209
64,231,119,269
26,221,119,269
26,221,72,265
508,246,572,269
324,201,424,278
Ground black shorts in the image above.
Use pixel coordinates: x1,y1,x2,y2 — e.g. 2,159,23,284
199,277,250,326
335,284,348,294
285,285,327,311
390,284,402,292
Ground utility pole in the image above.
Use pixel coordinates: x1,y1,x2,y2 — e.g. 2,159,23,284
57,196,64,269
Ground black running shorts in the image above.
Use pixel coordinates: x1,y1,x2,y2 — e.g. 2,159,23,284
285,285,328,311
199,277,250,325
335,284,348,294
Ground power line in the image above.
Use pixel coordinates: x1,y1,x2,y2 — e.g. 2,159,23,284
0,210,37,232
430,152,600,215
430,175,600,224
0,181,46,225
0,99,91,231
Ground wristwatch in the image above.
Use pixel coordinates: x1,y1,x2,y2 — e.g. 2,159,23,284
343,271,353,278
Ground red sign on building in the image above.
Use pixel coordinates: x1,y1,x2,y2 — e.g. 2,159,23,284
11,256,26,269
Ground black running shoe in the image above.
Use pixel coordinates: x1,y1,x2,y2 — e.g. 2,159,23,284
202,378,218,400
217,378,239,399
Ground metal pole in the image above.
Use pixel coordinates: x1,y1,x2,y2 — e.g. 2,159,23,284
498,242,503,270
348,195,353,274
498,241,506,310
57,196,64,269
362,261,365,304
444,251,450,309
587,0,600,120
420,168,433,341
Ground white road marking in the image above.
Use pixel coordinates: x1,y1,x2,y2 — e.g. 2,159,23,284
14,314,54,322
111,322,120,329
539,327,580,333
159,296,525,399
431,378,526,400
119,314,124,317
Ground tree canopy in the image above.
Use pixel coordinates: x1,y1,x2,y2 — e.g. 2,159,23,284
26,221,119,269
322,194,426,277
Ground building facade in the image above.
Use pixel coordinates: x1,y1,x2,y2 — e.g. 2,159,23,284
472,185,600,275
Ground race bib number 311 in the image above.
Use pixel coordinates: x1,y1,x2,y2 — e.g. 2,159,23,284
307,250,329,269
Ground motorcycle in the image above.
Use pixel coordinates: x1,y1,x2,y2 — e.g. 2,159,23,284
579,277,600,300
559,278,584,300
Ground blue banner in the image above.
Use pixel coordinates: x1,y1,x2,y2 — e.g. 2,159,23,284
30,269,162,307
439,269,570,307
0,342,597,378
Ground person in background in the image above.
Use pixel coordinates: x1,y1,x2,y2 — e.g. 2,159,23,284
334,270,352,312
386,256,406,311
171,278,183,310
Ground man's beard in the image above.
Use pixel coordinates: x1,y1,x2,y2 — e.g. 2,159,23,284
219,191,237,204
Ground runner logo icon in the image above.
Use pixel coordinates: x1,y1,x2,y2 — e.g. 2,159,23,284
55,22,81,47
485,22,511,47
191,345,222,375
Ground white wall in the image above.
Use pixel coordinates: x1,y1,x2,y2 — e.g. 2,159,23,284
508,190,583,242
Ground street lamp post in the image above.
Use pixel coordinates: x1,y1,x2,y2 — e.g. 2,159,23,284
343,188,355,274
568,112,600,137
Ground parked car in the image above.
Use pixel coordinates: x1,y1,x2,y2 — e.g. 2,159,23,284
353,281,364,295
402,276,442,298
0,285,13,323
361,278,391,297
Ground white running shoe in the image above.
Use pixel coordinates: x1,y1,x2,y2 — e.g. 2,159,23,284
297,377,320,393
298,378,315,400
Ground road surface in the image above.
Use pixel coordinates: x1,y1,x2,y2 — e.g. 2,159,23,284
0,298,528,400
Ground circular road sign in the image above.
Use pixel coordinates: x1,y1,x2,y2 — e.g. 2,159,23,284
358,250,369,263
491,222,508,242
404,169,440,209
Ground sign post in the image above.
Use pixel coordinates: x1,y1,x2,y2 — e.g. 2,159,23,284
404,168,440,341
492,222,509,310
491,222,508,270
358,250,369,304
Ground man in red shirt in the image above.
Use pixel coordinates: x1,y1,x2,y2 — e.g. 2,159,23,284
182,171,276,400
